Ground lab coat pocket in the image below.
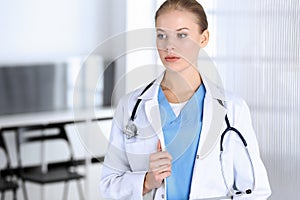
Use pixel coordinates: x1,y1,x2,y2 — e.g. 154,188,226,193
125,138,157,172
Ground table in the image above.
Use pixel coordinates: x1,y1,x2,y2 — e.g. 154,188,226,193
0,108,114,200
0,108,114,130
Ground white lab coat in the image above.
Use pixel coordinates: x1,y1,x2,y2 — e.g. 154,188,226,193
100,72,271,200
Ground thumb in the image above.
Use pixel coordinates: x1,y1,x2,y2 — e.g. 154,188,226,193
157,140,162,152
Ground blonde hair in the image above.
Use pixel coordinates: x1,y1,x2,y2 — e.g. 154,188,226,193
155,0,208,33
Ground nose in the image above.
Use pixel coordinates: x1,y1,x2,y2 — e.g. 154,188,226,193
165,41,175,54
156,35,176,53
157,42,175,54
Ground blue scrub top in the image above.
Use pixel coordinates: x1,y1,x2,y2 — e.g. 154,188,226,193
158,84,206,200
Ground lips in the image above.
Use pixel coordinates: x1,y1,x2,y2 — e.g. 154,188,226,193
165,56,180,62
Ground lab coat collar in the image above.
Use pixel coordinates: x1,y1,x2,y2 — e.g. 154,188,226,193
137,73,164,100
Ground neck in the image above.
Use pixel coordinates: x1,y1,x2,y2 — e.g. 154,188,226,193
161,67,202,103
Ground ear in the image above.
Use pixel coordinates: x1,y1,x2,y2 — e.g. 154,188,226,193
199,30,209,48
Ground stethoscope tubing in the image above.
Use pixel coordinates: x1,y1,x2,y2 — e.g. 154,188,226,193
220,126,248,151
219,115,256,197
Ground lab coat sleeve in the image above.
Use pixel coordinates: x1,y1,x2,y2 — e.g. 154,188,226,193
100,98,147,200
233,100,271,200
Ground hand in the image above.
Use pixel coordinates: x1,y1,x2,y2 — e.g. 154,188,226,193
143,140,172,195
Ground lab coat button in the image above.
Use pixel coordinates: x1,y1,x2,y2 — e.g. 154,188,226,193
196,155,200,159
161,194,164,199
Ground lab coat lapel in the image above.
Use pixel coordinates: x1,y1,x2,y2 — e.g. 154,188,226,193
198,75,227,159
140,74,166,149
144,99,165,146
198,97,227,159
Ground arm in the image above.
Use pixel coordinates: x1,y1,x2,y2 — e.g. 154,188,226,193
100,100,147,200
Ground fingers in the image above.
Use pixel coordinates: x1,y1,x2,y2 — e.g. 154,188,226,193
151,169,172,184
150,150,172,161
143,170,171,194
149,156,172,170
143,167,172,193
149,141,172,174
143,140,172,193
157,170,171,179
152,164,172,174
149,151,172,174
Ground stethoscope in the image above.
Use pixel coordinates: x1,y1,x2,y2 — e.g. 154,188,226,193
219,100,255,199
124,80,155,139
124,81,255,199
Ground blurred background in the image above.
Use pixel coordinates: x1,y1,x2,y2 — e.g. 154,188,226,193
0,0,299,199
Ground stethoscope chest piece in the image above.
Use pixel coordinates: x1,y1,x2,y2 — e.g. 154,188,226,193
124,80,155,139
124,120,138,139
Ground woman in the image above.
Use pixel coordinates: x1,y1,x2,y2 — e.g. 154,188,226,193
101,0,271,199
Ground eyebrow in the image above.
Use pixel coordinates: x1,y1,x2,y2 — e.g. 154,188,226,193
176,27,189,31
156,27,190,32
156,28,166,32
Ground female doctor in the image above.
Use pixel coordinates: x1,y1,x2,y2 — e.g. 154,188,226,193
100,0,271,199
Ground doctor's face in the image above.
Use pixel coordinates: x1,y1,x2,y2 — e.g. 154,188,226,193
156,10,209,72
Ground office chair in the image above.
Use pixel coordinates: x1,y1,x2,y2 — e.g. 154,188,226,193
0,133,18,200
15,122,85,200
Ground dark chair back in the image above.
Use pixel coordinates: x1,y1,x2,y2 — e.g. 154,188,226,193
16,122,76,168
0,133,11,169
0,133,18,200
15,121,85,200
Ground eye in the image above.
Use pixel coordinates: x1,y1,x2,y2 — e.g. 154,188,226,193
157,33,167,40
177,33,188,39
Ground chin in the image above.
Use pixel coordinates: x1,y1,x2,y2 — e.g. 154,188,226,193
164,62,193,73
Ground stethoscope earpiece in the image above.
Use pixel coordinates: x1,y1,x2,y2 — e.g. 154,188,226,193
246,189,252,194
234,189,252,196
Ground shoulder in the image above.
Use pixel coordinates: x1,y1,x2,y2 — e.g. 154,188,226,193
114,83,154,118
111,86,148,130
223,90,246,108
117,86,148,108
116,80,157,108
222,90,252,126
202,76,247,109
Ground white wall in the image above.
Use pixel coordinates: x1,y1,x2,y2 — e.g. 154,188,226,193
0,0,124,63
125,0,161,93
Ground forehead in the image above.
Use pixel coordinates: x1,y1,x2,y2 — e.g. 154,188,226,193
155,10,199,31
